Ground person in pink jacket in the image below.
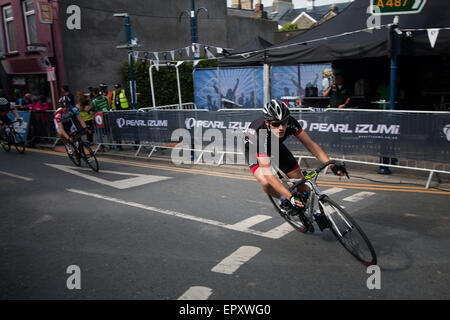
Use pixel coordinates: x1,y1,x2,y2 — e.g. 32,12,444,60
33,96,51,111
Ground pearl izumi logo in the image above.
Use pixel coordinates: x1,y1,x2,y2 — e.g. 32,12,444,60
116,118,168,128
444,124,450,141
184,118,251,131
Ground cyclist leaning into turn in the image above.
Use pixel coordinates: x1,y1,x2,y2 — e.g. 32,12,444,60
0,97,23,140
244,99,347,220
54,96,91,154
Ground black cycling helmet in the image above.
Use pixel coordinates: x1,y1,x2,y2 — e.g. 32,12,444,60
263,99,290,121
58,95,71,107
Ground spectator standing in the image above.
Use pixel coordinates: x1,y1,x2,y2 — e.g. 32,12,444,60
92,88,110,112
21,93,33,110
27,96,39,110
32,95,51,138
99,83,113,108
33,95,51,111
92,88,110,150
111,84,130,110
323,73,352,108
76,91,94,144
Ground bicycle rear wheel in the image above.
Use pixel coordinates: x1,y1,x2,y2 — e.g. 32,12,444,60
319,196,377,266
80,141,99,172
12,132,25,154
268,195,308,233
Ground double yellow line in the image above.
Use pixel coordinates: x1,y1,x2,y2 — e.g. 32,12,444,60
28,148,450,195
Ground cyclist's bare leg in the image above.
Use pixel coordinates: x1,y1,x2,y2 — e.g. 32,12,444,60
252,166,281,198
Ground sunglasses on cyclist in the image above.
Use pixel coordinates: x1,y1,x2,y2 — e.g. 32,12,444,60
270,118,289,127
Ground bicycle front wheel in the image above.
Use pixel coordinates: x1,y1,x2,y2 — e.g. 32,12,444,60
319,196,377,266
66,143,81,167
80,142,99,172
12,132,25,154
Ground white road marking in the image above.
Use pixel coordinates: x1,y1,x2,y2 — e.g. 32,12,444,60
67,189,293,239
46,163,171,189
0,170,33,181
323,187,345,195
229,215,271,231
211,246,261,275
342,191,376,202
178,286,213,300
261,222,294,238
246,199,270,206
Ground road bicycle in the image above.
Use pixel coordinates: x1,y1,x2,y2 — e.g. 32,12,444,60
268,160,377,266
64,129,99,172
0,120,25,154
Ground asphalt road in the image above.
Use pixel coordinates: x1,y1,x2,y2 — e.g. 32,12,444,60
0,148,449,300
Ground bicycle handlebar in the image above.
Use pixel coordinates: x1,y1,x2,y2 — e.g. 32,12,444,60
288,160,347,192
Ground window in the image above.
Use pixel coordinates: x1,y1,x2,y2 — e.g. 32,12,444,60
3,5,16,52
0,24,4,55
23,0,37,45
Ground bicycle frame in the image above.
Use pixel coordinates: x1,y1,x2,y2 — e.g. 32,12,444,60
272,160,346,226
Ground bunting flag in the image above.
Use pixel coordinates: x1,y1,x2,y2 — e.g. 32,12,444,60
204,46,215,59
427,28,440,48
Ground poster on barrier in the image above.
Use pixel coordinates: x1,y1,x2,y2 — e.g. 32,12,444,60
8,111,31,142
94,112,104,128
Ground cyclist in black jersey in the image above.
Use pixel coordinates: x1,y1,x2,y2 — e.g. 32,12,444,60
244,99,346,213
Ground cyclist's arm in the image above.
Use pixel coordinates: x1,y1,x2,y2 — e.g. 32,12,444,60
57,122,70,140
256,155,295,200
76,114,88,130
296,130,331,164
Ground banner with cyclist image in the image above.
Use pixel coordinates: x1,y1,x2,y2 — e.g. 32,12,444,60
8,111,31,142
194,67,264,110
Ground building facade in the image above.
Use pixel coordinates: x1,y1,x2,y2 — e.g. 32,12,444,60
0,0,276,104
0,0,65,102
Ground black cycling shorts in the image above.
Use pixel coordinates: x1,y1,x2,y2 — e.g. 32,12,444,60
245,142,299,176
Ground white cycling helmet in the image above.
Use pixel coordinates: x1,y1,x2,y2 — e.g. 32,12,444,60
263,99,290,121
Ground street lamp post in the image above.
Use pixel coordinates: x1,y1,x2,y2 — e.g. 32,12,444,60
179,0,209,60
114,13,137,110
179,1,209,161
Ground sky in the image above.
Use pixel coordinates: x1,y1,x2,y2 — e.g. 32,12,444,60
226,0,352,9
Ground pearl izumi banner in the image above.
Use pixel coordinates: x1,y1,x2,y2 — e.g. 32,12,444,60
104,110,450,163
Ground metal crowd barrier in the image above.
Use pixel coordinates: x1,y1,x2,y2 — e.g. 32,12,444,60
139,102,198,111
27,108,450,188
